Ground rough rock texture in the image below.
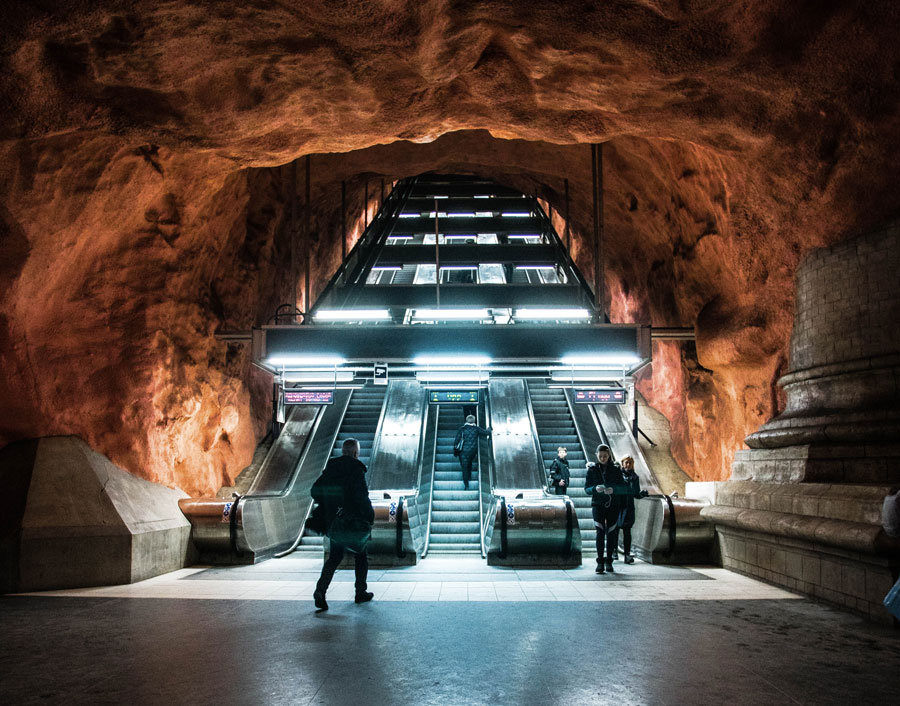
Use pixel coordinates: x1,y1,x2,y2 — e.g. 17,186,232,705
2,2,900,494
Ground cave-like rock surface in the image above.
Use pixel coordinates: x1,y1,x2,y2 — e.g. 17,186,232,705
2,2,900,495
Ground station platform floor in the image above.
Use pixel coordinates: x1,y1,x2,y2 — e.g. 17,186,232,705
3,555,899,706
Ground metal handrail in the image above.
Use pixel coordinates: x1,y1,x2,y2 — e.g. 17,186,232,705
310,178,414,311
532,199,599,314
365,382,392,478
479,388,501,558
421,405,441,558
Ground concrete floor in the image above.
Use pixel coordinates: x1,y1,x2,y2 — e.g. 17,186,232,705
2,556,899,706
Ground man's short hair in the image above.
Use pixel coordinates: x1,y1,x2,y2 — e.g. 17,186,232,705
596,444,611,455
342,438,360,456
465,414,476,423
557,446,567,452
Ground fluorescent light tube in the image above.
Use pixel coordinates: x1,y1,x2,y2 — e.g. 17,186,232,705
412,355,492,366
413,309,490,320
268,355,347,366
559,353,642,366
313,309,391,321
515,308,591,319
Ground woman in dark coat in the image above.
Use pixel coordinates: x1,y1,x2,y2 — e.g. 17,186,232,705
619,456,649,564
547,446,571,495
584,444,624,574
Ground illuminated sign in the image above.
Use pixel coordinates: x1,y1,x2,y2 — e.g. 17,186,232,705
573,388,626,404
428,390,480,405
283,389,335,405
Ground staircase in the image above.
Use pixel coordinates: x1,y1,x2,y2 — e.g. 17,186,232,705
427,407,481,553
527,380,595,552
297,385,388,553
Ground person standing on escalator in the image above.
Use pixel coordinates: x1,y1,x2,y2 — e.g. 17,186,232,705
619,456,649,564
585,444,624,574
454,414,492,490
548,446,570,496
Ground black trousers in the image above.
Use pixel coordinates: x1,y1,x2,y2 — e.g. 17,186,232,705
458,453,476,487
316,541,368,595
622,526,632,556
592,505,620,563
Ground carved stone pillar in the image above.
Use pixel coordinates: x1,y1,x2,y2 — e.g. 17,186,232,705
702,222,900,622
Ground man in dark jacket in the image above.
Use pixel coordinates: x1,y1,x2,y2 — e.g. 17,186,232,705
548,446,571,495
312,438,375,611
619,455,649,564
584,444,625,574
453,414,492,490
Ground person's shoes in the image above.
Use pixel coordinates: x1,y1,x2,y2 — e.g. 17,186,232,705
313,590,328,611
464,483,469,490
624,554,635,564
354,591,374,604
612,551,619,560
605,561,615,573
595,564,605,574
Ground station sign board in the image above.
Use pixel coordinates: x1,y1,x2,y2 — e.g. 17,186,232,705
428,390,480,405
283,389,335,405
573,388,626,405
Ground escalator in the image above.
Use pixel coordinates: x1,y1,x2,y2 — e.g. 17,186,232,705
427,406,481,553
296,384,387,553
527,380,594,552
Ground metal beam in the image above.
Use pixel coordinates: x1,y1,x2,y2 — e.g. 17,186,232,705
349,284,585,308
374,244,558,267
391,215,540,235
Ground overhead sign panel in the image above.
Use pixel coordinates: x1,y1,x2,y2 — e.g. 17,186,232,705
283,389,335,405
573,388,626,404
428,390,480,405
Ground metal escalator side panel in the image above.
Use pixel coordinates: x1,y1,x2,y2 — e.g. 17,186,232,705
408,404,438,557
236,389,353,558
246,405,320,496
367,380,425,492
487,379,546,492
591,403,661,495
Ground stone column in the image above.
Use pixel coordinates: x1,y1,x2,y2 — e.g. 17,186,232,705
701,222,900,621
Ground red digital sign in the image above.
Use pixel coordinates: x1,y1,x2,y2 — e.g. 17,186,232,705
283,389,335,405
574,388,626,404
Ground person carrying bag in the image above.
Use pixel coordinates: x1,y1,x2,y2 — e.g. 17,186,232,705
310,438,375,611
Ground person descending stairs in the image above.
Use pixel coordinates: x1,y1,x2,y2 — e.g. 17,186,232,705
527,380,595,553
428,407,482,553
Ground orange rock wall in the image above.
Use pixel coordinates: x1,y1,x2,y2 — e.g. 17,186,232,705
2,2,900,493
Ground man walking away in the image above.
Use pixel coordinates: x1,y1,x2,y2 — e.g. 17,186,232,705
311,438,375,611
453,414,492,490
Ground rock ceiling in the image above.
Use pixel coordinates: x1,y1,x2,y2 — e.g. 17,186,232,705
2,1,899,494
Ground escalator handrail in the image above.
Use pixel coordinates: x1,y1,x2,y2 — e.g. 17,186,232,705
421,405,440,558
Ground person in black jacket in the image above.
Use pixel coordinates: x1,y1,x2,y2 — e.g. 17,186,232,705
584,444,625,574
311,438,375,611
453,414,492,490
547,446,571,495
619,456,649,564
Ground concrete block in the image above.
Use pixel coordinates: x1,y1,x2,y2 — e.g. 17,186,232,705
1,437,191,592
840,564,867,600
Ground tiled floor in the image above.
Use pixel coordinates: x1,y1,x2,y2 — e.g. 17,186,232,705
18,554,800,602
4,556,899,706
